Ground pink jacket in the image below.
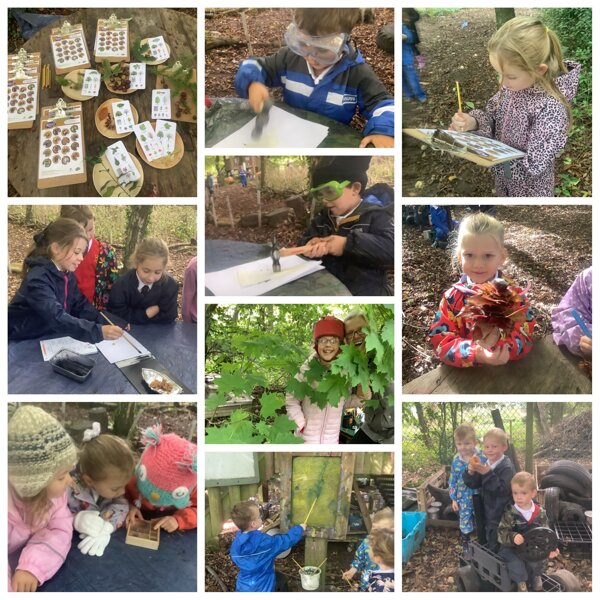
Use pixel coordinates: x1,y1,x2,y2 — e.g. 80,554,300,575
8,487,73,591
285,356,362,444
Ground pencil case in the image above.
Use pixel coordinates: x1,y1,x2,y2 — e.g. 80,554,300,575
50,349,95,382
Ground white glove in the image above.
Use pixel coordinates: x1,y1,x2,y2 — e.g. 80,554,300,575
74,511,108,536
77,521,114,557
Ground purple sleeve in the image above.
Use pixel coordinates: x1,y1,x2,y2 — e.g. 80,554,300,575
552,267,592,356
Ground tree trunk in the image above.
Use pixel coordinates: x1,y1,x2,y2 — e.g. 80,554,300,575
112,402,137,437
260,156,266,190
414,403,432,447
124,205,153,267
549,403,564,425
535,403,550,436
495,8,516,29
25,205,34,225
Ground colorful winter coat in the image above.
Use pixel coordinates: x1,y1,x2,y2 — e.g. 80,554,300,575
351,537,379,591
469,60,581,197
449,449,487,504
498,502,548,549
429,274,536,367
73,238,118,311
8,487,73,591
235,45,394,138
551,267,592,357
67,467,129,530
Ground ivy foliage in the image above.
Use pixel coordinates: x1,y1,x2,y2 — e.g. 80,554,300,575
205,304,394,443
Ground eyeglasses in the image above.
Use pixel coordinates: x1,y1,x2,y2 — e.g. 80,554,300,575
345,330,366,342
284,23,347,66
317,336,341,345
309,180,351,203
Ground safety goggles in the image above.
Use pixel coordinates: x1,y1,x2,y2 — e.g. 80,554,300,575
309,180,350,203
284,22,347,66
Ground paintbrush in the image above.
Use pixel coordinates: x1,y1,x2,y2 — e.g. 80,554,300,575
304,496,319,523
292,558,304,571
100,312,142,354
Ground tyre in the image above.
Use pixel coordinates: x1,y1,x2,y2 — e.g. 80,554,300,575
558,501,586,522
455,565,481,592
442,504,459,520
376,23,394,54
549,569,582,592
565,492,592,511
543,487,561,524
540,473,589,497
544,461,592,495
427,483,451,507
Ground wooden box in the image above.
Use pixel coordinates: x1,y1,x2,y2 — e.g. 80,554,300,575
125,519,160,550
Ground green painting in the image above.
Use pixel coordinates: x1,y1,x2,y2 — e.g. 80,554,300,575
291,456,342,528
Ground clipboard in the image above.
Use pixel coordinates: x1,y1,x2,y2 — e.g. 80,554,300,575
94,17,130,63
50,23,91,75
8,51,41,130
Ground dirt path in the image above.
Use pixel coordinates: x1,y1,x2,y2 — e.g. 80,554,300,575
402,8,591,197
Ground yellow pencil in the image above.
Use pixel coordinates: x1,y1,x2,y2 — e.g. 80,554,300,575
456,80,462,113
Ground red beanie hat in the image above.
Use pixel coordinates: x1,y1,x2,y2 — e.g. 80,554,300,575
313,316,345,344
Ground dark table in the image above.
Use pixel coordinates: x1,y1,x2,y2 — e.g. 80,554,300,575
9,8,197,197
205,97,363,148
8,322,197,394
32,528,196,592
205,239,351,296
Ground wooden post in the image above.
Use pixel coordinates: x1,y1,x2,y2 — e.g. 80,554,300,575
353,478,372,532
210,194,218,226
525,402,534,473
310,196,316,220
225,194,235,229
229,485,242,508
206,488,224,538
304,537,328,591
257,189,261,227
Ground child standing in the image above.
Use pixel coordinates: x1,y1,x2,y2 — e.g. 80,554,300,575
8,406,77,592
450,17,581,197
448,424,487,553
286,316,363,444
552,266,592,358
402,9,426,103
126,425,197,532
59,205,118,310
498,472,560,592
108,238,179,324
366,527,394,592
67,424,135,557
429,213,536,368
182,256,197,324
463,427,516,552
298,156,394,296
8,218,124,343
343,507,394,591
235,8,394,148
230,500,305,592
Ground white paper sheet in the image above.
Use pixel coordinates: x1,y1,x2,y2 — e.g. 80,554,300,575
40,336,98,361
212,106,329,148
205,255,325,296
96,332,151,364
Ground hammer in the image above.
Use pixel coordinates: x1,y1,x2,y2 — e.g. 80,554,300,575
271,235,281,272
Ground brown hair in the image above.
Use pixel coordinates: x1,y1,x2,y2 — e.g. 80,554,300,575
23,218,88,277
294,8,361,35
231,500,259,531
483,427,509,446
488,16,571,127
60,205,94,227
372,507,394,528
512,471,537,491
454,424,477,443
369,527,394,567
130,237,169,269
79,434,135,482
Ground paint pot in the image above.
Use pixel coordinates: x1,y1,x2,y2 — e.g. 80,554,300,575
431,501,443,510
266,528,291,558
585,511,592,528
426,506,440,520
299,566,321,591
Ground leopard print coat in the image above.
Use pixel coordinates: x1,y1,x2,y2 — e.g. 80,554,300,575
470,60,581,197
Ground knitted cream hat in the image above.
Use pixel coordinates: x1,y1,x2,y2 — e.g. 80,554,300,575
8,405,77,498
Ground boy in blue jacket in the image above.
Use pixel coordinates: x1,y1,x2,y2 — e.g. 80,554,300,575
230,501,306,592
235,8,394,148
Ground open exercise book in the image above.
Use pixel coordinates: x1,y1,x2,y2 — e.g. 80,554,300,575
403,128,525,167
96,333,151,364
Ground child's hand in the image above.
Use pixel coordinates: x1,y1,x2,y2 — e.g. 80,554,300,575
153,515,179,533
580,335,592,356
474,462,491,475
102,325,124,340
125,506,144,528
302,237,330,258
359,134,394,148
473,323,501,350
248,81,270,113
342,567,357,580
449,111,477,132
299,523,308,531
356,383,372,400
452,500,459,512
12,570,39,593
513,533,525,545
74,510,107,536
549,548,560,559
476,344,510,366
323,235,347,257
146,305,160,319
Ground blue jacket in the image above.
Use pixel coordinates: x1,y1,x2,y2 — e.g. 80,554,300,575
402,24,415,65
8,256,105,343
235,45,394,138
230,526,304,592
429,206,452,240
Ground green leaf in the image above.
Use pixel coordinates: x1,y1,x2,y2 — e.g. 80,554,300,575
259,393,284,419
267,415,303,444
381,321,394,348
365,329,385,363
102,185,116,197
316,374,349,408
465,101,475,110
205,393,223,413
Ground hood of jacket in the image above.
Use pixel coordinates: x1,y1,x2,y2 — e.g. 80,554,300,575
555,60,581,102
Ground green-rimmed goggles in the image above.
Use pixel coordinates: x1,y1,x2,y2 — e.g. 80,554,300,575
309,180,351,202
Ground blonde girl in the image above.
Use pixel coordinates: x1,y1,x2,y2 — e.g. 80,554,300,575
8,406,78,592
108,237,179,324
450,17,580,196
429,213,536,367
